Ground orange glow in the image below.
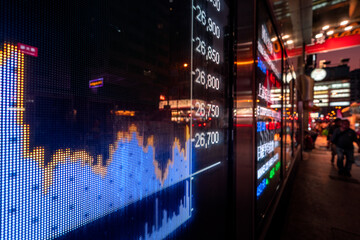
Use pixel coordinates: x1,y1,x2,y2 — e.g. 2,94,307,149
89,80,103,87
314,90,329,95
160,94,166,101
114,110,135,116
183,63,188,67
235,99,253,103
235,60,254,65
1,43,191,194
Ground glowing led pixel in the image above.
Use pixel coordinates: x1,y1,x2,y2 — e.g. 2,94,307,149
0,43,191,239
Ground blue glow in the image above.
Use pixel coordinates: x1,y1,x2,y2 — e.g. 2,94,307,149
257,121,266,132
257,158,281,198
256,178,267,198
141,181,191,240
0,44,191,239
257,57,267,74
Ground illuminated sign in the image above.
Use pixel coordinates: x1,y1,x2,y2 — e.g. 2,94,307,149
310,68,327,81
330,101,350,107
330,93,350,98
191,0,228,206
257,41,280,79
89,78,104,88
257,178,268,198
257,153,279,179
18,43,38,57
257,122,266,132
159,99,193,109
114,110,135,116
0,44,193,239
257,57,267,74
258,83,271,103
261,24,273,54
257,140,275,161
272,30,360,60
256,2,283,218
310,112,319,118
257,106,281,120
257,122,281,132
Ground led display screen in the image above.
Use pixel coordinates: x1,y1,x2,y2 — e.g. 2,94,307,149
255,2,282,221
0,0,230,239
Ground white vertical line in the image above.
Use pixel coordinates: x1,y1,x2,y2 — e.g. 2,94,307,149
155,198,158,230
190,0,194,216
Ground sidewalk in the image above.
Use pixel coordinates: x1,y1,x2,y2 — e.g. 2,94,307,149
280,136,360,240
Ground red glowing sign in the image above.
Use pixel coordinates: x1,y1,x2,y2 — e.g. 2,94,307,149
272,33,360,59
17,43,38,57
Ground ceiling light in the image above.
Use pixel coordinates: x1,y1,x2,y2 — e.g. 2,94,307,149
271,37,277,42
322,25,330,30
344,26,353,31
315,33,323,38
311,68,327,81
282,34,290,39
340,20,349,26
326,30,334,35
286,40,293,44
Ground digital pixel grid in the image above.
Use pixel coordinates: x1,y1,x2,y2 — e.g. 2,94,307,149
0,43,192,239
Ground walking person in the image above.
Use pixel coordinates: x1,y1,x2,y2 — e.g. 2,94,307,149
327,118,341,164
331,119,360,177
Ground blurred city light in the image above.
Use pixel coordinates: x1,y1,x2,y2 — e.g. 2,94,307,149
340,20,349,26
315,33,323,38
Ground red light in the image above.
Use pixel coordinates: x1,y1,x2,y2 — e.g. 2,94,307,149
192,124,194,127
203,123,206,126
198,124,202,127
208,117,212,120
160,95,165,101
270,73,275,84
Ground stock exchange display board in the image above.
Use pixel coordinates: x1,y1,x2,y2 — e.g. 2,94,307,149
255,2,283,221
0,0,230,239
191,0,229,175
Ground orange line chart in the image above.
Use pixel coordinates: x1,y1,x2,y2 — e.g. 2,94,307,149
0,43,190,194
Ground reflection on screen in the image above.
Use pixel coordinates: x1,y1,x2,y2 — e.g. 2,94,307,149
255,4,282,220
0,0,230,239
0,43,192,239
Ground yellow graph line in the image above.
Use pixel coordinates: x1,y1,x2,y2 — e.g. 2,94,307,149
1,43,190,194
